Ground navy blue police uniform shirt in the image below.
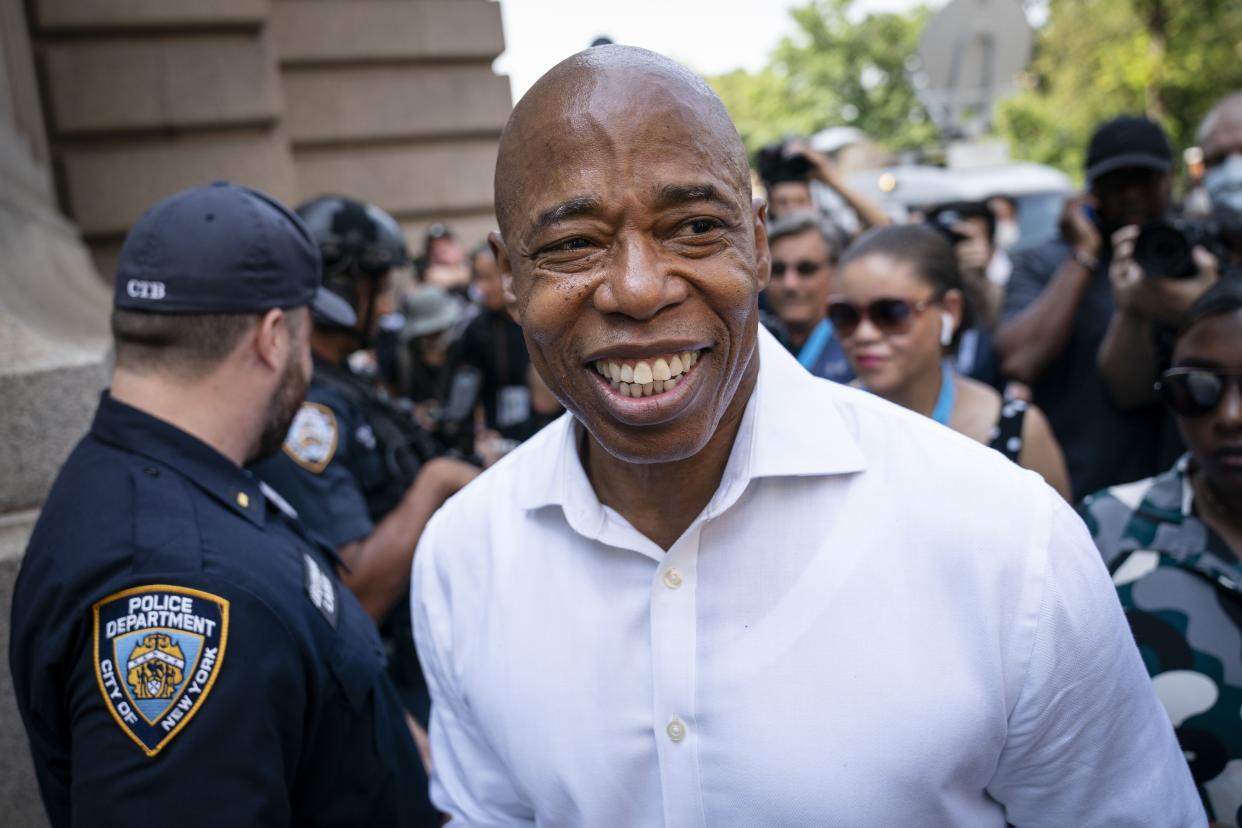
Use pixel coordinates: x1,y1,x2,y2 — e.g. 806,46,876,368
251,358,435,723
252,374,385,552
9,393,430,827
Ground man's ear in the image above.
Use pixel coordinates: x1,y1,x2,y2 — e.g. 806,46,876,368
752,197,772,291
490,231,521,324
253,308,287,371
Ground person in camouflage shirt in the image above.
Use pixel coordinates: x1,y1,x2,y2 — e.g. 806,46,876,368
1081,277,1242,825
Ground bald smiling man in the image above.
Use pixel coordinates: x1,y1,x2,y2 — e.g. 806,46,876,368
411,46,1201,826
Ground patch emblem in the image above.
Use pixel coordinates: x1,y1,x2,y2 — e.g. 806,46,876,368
303,553,338,628
284,402,338,473
93,585,229,757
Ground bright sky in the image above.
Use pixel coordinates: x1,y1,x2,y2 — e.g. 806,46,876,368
494,0,924,105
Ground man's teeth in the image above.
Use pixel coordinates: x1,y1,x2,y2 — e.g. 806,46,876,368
593,351,699,398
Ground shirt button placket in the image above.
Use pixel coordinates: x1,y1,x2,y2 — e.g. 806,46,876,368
650,525,706,827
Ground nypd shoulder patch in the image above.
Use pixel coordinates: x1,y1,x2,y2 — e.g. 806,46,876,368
93,585,229,757
283,402,338,473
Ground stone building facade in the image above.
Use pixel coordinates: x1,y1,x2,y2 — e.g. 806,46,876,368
0,1,510,823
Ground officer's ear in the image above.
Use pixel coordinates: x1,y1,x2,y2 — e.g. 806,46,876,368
252,308,288,371
489,231,521,324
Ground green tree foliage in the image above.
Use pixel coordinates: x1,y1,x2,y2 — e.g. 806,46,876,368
709,0,1242,180
995,0,1242,180
708,0,936,156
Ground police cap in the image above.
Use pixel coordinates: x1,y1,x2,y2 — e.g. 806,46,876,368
113,181,356,327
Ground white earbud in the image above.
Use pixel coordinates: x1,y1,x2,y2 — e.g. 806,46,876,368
939,311,955,347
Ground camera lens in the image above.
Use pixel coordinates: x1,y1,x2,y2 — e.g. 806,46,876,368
1132,222,1194,279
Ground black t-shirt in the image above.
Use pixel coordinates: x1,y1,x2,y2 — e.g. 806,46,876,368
1002,239,1165,500
454,308,533,438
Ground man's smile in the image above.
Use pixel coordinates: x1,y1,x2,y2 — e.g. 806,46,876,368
590,348,704,398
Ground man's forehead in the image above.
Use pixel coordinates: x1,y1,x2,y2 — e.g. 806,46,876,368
495,47,749,238
509,118,746,227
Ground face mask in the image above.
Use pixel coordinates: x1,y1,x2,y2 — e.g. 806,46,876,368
1205,153,1242,218
994,219,1020,250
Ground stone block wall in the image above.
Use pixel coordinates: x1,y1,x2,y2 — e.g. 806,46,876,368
274,0,509,258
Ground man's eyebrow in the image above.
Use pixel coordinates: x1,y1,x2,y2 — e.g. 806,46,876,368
530,196,602,238
655,183,733,209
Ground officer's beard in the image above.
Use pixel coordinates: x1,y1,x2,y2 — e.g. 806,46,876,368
252,350,310,463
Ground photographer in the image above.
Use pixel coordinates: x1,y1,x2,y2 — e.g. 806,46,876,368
995,116,1182,499
1098,92,1242,411
760,138,891,230
924,201,1008,388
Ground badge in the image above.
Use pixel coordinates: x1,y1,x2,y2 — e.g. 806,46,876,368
284,402,338,473
93,585,229,757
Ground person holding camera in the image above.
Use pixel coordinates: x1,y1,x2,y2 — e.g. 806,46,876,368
249,196,480,798
1098,92,1242,411
759,138,891,230
923,201,1010,389
1079,277,1242,825
995,115,1189,500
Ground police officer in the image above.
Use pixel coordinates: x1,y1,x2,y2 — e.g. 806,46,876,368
251,195,478,728
9,183,433,826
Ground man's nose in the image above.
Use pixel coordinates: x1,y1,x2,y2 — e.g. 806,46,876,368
595,236,687,320
1216,382,1242,433
774,268,799,290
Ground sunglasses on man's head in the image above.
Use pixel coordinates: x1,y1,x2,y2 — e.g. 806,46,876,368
827,297,938,337
771,259,827,278
1156,368,1242,417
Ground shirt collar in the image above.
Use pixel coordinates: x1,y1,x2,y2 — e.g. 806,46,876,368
514,325,867,519
90,391,267,527
1131,453,1194,524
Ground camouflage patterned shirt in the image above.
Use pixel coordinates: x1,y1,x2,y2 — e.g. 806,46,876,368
1080,455,1242,825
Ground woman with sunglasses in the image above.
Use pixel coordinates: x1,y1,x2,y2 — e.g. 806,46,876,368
832,225,1071,498
1079,277,1242,824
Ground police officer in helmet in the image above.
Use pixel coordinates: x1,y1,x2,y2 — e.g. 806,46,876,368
252,195,479,736
10,182,430,826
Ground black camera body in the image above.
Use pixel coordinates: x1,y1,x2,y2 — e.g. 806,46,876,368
1132,218,1220,279
758,141,810,185
926,208,970,245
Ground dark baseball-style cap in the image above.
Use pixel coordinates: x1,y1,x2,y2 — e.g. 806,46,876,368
113,182,355,327
1084,115,1173,185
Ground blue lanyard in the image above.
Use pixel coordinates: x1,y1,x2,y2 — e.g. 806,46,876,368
930,362,956,425
798,319,834,370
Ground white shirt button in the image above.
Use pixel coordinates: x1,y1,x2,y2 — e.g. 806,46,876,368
666,719,687,742
662,567,683,589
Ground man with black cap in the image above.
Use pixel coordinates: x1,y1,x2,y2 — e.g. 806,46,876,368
1097,95,1240,411
251,194,478,736
9,182,433,826
995,115,1211,499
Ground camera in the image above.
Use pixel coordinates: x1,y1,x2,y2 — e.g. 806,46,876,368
1132,218,1220,279
926,208,970,245
758,141,810,185
925,201,992,247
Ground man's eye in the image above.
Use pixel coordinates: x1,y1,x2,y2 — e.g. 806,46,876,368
684,218,723,235
548,237,592,253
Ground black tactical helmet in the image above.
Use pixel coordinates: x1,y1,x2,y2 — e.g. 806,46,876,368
296,195,408,344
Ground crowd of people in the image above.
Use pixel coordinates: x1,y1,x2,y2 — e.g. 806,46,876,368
8,41,1242,827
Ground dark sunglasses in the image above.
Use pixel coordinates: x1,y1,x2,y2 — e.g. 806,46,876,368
1156,368,1242,417
772,259,827,278
827,297,938,337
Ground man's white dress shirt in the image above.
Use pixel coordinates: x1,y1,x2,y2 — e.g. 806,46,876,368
412,327,1202,827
